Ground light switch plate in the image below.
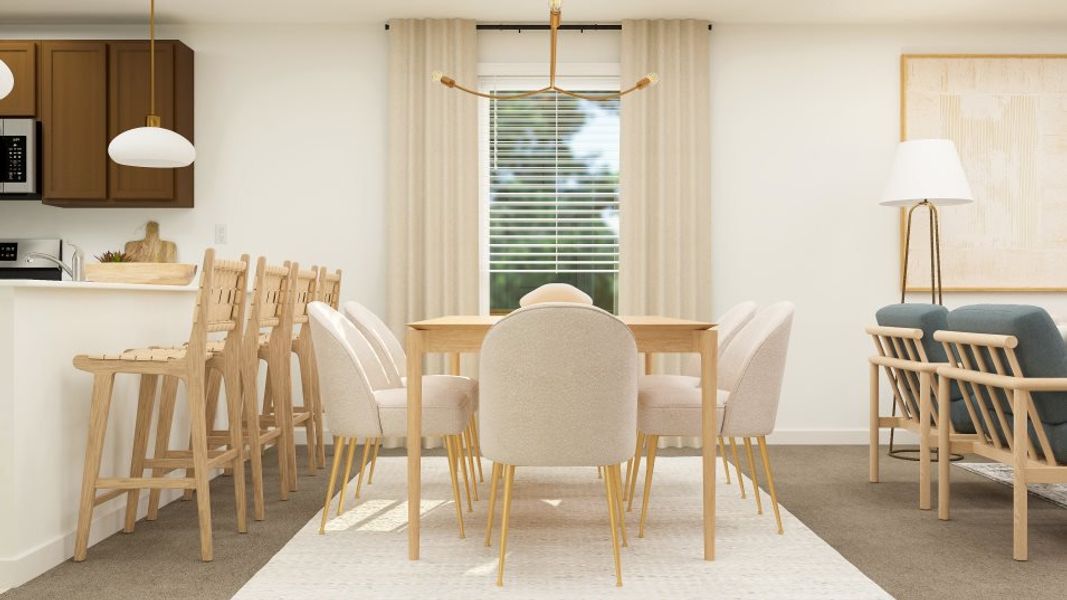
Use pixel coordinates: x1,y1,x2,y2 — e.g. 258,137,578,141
214,224,228,245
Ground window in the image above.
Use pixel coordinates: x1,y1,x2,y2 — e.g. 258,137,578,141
482,78,620,313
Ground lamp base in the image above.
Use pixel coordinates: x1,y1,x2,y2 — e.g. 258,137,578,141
900,199,943,305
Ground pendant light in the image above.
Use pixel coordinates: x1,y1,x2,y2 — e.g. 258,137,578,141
108,0,195,168
0,59,13,100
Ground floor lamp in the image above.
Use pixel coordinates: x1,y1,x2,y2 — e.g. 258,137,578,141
879,138,974,461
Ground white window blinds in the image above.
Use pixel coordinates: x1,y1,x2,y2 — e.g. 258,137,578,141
488,91,620,275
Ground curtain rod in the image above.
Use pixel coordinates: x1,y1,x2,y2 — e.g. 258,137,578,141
384,23,713,31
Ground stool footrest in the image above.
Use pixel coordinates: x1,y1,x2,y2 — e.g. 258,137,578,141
96,477,195,491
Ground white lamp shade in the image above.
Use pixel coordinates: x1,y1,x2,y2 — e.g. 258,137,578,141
880,139,973,207
0,59,13,100
108,126,196,168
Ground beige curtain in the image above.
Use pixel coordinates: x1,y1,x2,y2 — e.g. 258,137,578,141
620,20,712,448
387,19,479,346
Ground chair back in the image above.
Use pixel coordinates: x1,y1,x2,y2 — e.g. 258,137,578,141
936,304,1067,464
518,283,593,307
479,303,638,467
288,265,319,326
343,300,406,386
719,301,794,436
308,302,392,438
317,267,343,309
684,301,757,376
187,249,250,354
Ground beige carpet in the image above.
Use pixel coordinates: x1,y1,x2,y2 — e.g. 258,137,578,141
234,456,891,599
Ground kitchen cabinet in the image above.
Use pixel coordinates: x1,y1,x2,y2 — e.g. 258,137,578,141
34,39,194,207
40,41,108,201
0,42,36,117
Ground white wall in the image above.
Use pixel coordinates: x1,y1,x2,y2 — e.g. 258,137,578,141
709,24,1067,442
0,23,389,317
3,22,1067,444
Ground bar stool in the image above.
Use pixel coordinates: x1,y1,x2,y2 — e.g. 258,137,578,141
71,249,250,562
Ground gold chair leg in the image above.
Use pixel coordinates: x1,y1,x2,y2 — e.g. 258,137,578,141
638,434,658,538
337,437,357,515
626,432,645,511
744,437,763,515
485,462,502,546
757,436,784,534
611,464,628,548
497,464,516,587
445,435,466,538
718,436,731,484
458,432,474,512
353,437,372,499
730,437,747,498
470,415,485,483
367,438,381,485
463,426,479,500
603,464,623,587
319,436,345,534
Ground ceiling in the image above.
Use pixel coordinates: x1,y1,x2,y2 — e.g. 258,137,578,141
4,0,1067,26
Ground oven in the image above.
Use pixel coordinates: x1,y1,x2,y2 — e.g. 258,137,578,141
0,239,63,280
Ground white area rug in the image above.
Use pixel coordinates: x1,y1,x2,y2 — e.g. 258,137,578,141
956,462,1067,509
235,457,890,599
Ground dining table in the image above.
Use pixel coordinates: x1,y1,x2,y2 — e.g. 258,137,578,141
405,314,718,561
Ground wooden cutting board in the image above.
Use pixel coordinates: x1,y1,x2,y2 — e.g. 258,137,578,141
124,221,177,263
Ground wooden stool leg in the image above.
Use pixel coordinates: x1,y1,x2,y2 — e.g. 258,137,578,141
124,374,159,533
74,372,115,561
186,372,215,561
241,362,266,520
266,361,294,498
275,360,299,492
148,376,179,520
222,357,248,533
296,345,318,472
183,368,222,501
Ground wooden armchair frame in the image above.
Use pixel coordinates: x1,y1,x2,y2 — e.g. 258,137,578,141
934,329,1067,560
867,325,976,509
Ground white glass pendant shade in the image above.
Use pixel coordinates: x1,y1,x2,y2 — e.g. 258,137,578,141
108,126,195,168
0,59,13,100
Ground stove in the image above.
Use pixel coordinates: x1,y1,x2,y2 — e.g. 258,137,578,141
0,239,64,280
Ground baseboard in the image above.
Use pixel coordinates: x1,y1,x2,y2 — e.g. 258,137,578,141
1,487,191,593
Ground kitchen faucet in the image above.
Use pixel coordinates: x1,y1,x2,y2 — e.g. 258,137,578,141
25,244,86,281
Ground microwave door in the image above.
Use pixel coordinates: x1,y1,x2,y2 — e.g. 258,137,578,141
0,119,35,195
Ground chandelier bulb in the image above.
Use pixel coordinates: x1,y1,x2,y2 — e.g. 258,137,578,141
646,72,659,86
432,70,443,82
550,0,562,12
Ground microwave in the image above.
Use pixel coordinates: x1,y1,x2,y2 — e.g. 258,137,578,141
0,118,37,195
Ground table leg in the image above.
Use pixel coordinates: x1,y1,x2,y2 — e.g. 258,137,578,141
700,328,718,560
407,329,425,560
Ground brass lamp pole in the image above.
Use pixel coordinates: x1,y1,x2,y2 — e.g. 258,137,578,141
432,0,659,101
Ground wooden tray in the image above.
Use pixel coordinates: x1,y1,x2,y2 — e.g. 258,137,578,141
85,263,198,286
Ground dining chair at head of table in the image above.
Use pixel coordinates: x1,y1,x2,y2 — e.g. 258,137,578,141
308,302,473,537
518,282,593,307
634,301,795,537
479,302,638,587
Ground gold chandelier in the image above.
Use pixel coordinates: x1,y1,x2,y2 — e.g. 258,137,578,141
432,0,658,101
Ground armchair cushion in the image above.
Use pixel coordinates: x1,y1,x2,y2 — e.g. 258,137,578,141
948,304,1067,426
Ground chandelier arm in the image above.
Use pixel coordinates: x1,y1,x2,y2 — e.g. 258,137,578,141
450,83,554,100
551,83,644,101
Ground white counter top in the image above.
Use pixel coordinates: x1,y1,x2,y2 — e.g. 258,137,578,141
0,279,197,292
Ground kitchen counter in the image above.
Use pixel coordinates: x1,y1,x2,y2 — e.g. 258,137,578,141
0,281,199,591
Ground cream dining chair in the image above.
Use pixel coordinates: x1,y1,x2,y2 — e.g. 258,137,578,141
634,301,794,537
480,303,638,587
518,282,593,307
625,300,758,507
342,301,482,507
308,302,473,537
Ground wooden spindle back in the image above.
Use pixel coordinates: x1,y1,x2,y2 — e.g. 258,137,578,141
866,325,943,428
188,249,250,350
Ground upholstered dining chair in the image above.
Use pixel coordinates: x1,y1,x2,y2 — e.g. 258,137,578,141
308,302,473,537
343,300,481,505
625,300,758,507
634,302,794,537
518,282,593,307
479,303,638,587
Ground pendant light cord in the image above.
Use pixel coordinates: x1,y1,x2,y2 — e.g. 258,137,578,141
149,0,156,117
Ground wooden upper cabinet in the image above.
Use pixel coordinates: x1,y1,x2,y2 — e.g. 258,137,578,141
40,41,108,201
33,39,193,207
0,42,37,116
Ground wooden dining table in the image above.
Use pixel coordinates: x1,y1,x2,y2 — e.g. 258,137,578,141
405,314,718,561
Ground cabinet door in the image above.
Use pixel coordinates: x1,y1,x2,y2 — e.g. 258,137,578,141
108,41,175,201
40,41,107,200
0,42,36,116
